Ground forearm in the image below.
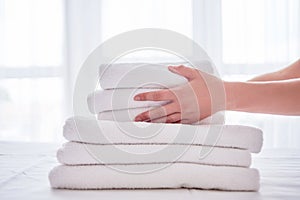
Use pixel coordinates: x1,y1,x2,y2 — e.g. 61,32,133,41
225,79,300,115
249,71,285,81
249,59,300,81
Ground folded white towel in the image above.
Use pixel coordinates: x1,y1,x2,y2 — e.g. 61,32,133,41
49,163,259,191
97,107,157,121
63,117,263,153
57,142,251,167
87,89,168,114
99,61,215,89
97,107,224,125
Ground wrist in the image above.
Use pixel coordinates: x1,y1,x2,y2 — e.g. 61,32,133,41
224,81,242,111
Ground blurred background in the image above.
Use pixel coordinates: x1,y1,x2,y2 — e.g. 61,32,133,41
0,0,299,148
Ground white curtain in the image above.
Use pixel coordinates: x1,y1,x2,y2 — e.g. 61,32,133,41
64,0,102,112
0,0,103,142
1,0,299,148
0,0,66,142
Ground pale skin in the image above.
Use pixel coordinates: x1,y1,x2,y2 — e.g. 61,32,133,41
134,59,300,124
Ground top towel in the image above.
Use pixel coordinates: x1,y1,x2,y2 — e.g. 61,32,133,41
99,61,215,89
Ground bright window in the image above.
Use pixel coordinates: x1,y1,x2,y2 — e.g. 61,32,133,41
221,0,299,66
0,0,65,142
101,0,193,41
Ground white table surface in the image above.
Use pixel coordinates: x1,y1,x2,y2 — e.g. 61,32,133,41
0,141,299,200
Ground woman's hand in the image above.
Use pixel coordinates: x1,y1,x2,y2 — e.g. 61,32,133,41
133,65,223,124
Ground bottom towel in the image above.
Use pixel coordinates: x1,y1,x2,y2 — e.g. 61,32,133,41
49,163,259,191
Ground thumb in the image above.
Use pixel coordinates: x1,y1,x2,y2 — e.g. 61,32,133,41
168,65,198,81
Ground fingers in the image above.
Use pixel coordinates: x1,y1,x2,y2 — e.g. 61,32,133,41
168,65,199,81
151,113,182,123
134,103,178,122
134,89,174,101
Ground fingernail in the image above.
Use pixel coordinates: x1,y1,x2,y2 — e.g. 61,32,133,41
134,96,140,101
168,66,177,71
135,116,141,121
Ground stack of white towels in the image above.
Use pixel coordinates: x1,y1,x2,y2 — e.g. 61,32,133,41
49,62,263,191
